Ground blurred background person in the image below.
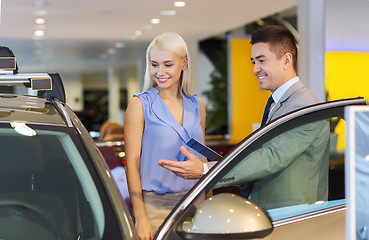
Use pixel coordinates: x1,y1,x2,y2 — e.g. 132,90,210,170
99,121,124,142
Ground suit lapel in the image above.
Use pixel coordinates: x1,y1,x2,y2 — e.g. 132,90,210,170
268,81,304,122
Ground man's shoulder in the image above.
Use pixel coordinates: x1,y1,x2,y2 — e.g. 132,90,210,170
279,83,319,114
285,81,319,105
291,85,319,105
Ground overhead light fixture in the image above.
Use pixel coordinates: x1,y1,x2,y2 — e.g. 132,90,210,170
135,30,142,36
34,30,45,37
118,152,126,158
33,0,48,8
160,10,176,15
174,1,186,7
35,18,45,24
151,18,160,24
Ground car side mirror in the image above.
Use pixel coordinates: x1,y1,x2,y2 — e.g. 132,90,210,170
176,193,273,239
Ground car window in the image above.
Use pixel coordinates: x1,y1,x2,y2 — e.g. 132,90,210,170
208,115,345,219
157,100,367,239
0,125,104,239
214,119,330,208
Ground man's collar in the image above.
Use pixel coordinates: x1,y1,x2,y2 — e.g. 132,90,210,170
271,77,299,105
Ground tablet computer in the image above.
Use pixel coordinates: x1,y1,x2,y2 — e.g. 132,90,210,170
186,139,223,161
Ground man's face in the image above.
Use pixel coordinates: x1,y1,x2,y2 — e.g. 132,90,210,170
251,42,286,92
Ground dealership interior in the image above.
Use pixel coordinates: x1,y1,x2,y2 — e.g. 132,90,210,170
1,0,368,138
1,0,369,239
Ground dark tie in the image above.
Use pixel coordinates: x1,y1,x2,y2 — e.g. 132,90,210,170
261,96,274,127
240,96,275,199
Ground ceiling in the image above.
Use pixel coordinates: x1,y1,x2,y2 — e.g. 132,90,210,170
1,0,369,75
0,0,298,73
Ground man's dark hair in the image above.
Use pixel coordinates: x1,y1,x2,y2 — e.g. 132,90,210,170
251,25,298,71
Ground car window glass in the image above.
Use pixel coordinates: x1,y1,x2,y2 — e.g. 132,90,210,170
207,116,345,220
157,102,361,239
0,127,104,239
56,131,105,235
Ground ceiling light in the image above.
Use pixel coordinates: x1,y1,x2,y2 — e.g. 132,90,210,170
145,24,153,30
115,42,125,48
34,30,45,37
160,10,176,15
151,18,160,24
35,18,45,24
118,152,126,158
174,1,186,7
135,30,142,36
33,1,48,8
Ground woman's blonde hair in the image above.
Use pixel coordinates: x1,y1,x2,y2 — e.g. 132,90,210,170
143,32,192,97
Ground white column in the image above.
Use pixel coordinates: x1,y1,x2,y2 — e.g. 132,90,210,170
297,0,326,102
108,66,120,122
136,57,145,93
63,72,83,111
186,39,199,94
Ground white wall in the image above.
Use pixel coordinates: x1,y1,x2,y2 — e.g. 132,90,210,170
197,50,215,106
63,72,83,111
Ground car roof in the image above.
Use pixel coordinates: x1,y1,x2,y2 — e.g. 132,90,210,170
0,94,66,126
0,46,67,126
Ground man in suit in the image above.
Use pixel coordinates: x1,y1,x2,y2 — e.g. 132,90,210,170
159,25,330,210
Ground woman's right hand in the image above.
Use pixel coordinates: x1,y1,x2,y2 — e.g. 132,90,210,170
136,217,154,240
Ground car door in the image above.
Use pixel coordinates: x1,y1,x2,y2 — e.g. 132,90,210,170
155,98,366,240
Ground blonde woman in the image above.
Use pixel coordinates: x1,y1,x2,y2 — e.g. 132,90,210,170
124,32,206,240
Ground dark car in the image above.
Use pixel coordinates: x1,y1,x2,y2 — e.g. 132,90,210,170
0,46,136,239
1,46,367,239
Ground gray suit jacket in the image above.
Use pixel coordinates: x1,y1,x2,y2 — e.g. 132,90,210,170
268,80,319,123
218,80,330,210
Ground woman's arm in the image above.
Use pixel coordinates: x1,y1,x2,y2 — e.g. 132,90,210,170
124,96,153,240
198,97,207,163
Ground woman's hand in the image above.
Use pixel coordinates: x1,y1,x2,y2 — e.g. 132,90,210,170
136,217,154,240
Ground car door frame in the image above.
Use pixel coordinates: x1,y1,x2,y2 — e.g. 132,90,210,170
156,97,366,240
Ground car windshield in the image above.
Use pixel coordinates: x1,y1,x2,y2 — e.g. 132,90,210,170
0,124,105,239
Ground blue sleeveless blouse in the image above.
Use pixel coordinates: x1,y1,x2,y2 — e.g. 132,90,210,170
134,87,204,194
